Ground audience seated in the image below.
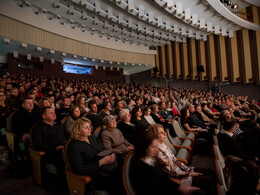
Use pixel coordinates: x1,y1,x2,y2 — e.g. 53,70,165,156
101,115,134,160
0,72,259,194
150,104,176,138
149,124,216,194
217,119,252,160
31,107,70,175
171,101,180,117
225,159,260,195
125,98,135,112
132,130,204,195
143,106,156,125
99,101,116,120
75,95,88,115
117,109,139,146
56,97,71,122
114,99,124,117
188,104,210,131
131,106,150,132
12,97,41,150
86,100,103,132
63,105,81,134
66,117,116,194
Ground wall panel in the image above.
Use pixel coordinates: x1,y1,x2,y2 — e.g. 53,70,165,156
0,15,155,66
161,45,167,77
183,42,189,79
200,41,206,80
191,39,197,80
219,36,228,82
175,42,181,79
257,31,260,85
167,44,174,78
242,29,253,83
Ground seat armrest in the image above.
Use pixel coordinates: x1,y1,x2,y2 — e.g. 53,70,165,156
179,137,195,142
6,132,17,153
176,158,188,165
29,148,45,156
65,170,91,183
172,144,192,151
169,177,182,185
184,131,198,135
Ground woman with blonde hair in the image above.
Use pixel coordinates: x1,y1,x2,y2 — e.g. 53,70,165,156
67,117,116,193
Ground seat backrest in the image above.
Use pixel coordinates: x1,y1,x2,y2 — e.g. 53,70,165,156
6,112,15,132
175,105,180,113
217,184,227,195
63,138,72,170
215,159,227,191
94,125,103,138
165,137,177,155
213,144,225,168
177,118,186,132
178,104,183,111
173,120,186,138
122,151,136,195
213,135,219,145
60,116,70,124
166,128,182,145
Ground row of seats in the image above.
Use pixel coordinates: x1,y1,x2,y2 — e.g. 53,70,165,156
213,134,227,195
5,106,199,195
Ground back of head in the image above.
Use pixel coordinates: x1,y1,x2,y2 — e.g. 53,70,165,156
229,160,259,194
223,119,236,131
135,130,158,159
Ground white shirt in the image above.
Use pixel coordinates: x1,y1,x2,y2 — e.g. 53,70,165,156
221,130,233,137
144,115,156,125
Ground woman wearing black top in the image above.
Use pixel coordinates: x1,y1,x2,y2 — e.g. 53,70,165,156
180,108,211,148
99,101,116,120
131,106,150,131
133,130,203,195
67,117,116,192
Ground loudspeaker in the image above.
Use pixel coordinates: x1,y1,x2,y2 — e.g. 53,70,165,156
197,65,205,72
149,46,156,50
154,67,159,72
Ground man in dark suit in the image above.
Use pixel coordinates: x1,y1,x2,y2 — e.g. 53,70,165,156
31,107,70,176
217,119,250,159
188,104,208,129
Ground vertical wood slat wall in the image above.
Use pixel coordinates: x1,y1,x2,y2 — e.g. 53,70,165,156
154,5,260,85
154,29,260,84
0,15,155,66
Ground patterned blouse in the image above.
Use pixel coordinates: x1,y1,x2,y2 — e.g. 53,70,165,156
157,143,193,178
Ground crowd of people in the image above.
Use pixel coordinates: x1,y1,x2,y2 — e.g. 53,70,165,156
0,72,260,195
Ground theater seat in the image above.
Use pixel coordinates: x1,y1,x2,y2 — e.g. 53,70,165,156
63,138,92,195
122,151,136,195
6,112,25,153
172,120,195,146
166,128,192,151
29,148,58,187
165,136,190,165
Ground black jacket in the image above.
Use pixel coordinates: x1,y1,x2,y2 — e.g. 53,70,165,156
31,121,69,152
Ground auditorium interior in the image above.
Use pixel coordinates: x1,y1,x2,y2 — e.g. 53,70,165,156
0,0,260,195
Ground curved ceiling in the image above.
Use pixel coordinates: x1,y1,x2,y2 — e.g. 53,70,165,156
11,0,260,46
0,0,259,75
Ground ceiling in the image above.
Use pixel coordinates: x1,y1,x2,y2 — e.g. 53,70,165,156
1,0,259,75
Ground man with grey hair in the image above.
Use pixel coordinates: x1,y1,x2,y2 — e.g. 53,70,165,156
117,109,138,146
